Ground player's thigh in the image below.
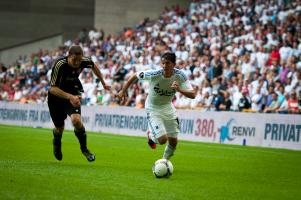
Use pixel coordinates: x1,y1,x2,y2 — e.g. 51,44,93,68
147,113,166,138
64,101,81,116
164,117,180,138
48,99,67,127
65,100,82,127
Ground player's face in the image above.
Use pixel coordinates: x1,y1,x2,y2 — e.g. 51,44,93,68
161,59,175,73
69,55,82,68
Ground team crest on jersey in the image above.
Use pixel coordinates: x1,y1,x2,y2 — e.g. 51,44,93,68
139,72,144,78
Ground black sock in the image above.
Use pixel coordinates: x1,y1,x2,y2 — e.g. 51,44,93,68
74,127,87,151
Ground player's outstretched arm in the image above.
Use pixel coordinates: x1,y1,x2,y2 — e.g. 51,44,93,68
92,65,111,91
171,81,197,99
117,74,138,99
178,88,197,99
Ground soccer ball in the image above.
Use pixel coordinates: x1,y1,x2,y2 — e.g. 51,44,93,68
152,159,174,178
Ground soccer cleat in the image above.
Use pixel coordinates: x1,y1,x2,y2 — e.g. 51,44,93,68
147,131,156,149
81,149,95,162
53,137,62,161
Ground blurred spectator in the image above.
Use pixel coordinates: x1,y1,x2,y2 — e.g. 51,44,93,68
287,92,300,114
251,87,264,112
264,92,281,113
276,93,289,114
238,88,251,112
211,90,221,111
218,91,232,111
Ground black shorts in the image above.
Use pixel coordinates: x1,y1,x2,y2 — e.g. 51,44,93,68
48,94,81,127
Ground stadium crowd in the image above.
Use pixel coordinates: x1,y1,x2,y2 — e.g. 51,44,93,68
0,0,301,114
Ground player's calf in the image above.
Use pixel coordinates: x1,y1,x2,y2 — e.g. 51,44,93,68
52,129,62,161
74,127,95,162
74,127,87,150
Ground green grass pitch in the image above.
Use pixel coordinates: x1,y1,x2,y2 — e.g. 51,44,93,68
0,124,301,200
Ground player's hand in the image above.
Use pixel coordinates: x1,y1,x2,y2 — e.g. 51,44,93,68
103,84,111,91
69,95,81,107
115,90,127,105
171,81,180,91
116,90,126,99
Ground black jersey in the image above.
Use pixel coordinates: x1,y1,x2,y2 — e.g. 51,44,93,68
49,56,94,95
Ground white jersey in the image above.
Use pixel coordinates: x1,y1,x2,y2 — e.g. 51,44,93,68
137,68,192,118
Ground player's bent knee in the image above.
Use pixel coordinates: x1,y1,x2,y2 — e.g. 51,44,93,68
71,116,82,128
158,135,168,144
72,119,81,127
55,127,64,134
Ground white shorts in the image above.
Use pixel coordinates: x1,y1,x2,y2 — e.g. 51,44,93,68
146,112,180,139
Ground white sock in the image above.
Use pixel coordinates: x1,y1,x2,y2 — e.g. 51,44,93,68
163,144,176,160
149,131,158,143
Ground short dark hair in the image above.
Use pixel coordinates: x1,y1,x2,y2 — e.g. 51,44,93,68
272,92,278,96
161,52,176,64
68,45,83,56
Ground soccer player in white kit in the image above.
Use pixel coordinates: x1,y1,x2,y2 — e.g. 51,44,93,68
117,52,196,160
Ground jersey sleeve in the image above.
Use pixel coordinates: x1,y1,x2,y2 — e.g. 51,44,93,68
177,70,193,90
50,59,65,87
82,56,95,69
180,80,193,90
136,70,162,81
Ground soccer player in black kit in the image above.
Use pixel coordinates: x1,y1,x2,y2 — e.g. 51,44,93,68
48,45,110,162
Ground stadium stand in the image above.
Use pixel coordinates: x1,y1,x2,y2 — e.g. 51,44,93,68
0,0,300,114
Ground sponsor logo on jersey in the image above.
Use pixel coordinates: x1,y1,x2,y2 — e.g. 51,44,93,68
154,84,175,96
